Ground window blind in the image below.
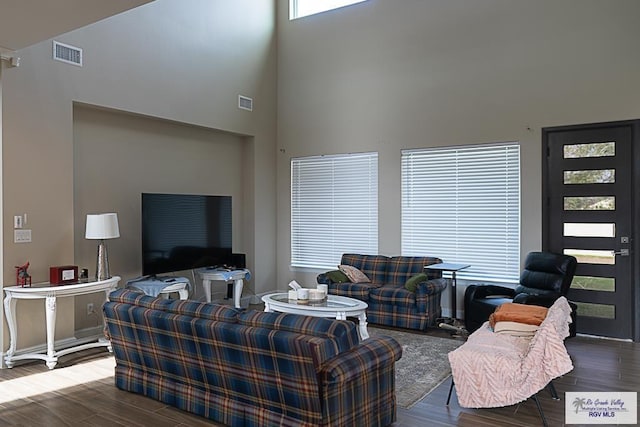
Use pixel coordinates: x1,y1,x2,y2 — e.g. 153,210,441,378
291,152,378,269
401,143,520,283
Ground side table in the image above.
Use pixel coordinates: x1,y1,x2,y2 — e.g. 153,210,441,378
197,268,251,309
3,276,121,369
425,262,470,329
126,276,190,300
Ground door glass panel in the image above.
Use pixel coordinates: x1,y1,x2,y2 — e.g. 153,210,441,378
571,276,615,292
564,169,615,184
564,249,615,265
563,142,615,158
564,196,615,210
574,302,615,319
563,223,615,238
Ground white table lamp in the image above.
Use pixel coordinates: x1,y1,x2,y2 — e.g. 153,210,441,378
85,213,120,280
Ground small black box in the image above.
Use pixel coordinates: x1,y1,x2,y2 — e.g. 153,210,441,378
231,253,246,269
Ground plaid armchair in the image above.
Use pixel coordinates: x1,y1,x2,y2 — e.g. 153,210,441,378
318,254,446,330
104,289,401,427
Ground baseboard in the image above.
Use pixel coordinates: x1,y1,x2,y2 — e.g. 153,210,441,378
0,332,105,369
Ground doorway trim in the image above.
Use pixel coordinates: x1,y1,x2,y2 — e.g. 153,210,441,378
542,119,640,342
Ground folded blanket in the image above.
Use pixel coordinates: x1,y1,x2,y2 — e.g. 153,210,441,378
489,302,548,329
493,321,539,338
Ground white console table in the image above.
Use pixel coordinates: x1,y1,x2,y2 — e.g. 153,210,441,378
3,276,120,369
197,269,250,309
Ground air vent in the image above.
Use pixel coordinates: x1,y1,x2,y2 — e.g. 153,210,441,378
53,41,82,66
238,95,253,111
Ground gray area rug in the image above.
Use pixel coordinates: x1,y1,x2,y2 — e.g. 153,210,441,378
368,327,463,409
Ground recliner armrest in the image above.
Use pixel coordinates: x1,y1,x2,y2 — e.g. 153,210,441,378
465,284,516,300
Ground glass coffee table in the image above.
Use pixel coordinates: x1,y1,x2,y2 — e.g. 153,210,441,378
262,293,369,339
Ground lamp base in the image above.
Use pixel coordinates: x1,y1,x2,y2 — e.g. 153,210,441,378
96,240,111,281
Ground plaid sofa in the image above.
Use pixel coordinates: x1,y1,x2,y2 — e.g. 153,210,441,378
104,289,402,427
317,254,446,330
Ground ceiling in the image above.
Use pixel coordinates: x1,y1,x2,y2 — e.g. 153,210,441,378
0,0,153,55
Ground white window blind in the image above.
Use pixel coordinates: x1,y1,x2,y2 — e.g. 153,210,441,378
291,152,378,269
402,143,521,283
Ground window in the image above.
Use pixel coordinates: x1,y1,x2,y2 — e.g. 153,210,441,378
291,152,378,269
402,143,520,283
290,0,368,20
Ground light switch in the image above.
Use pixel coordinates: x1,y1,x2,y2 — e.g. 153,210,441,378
14,215,23,229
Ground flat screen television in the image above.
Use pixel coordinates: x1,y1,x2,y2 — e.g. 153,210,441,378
142,193,232,276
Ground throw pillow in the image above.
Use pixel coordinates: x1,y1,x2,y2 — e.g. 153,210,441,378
404,273,429,292
338,265,371,283
325,269,350,283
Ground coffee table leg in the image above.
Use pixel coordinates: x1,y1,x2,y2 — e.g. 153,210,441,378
358,311,369,340
336,311,369,340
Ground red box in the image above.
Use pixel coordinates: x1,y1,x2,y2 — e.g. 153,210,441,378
50,265,78,284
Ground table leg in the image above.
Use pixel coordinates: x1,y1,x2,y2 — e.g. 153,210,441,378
233,279,243,309
45,296,58,369
4,295,17,368
451,271,457,319
357,311,369,340
203,279,212,303
178,288,189,300
103,289,113,353
264,301,272,312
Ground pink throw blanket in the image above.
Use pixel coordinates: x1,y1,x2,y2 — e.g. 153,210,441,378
448,297,573,408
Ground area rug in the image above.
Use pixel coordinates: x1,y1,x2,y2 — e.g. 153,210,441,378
368,327,463,409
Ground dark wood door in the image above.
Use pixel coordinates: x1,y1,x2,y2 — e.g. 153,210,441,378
543,121,636,339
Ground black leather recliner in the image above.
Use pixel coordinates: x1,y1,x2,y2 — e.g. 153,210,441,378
464,251,578,335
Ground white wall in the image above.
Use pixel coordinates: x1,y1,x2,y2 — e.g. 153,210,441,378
275,0,640,311
1,0,276,351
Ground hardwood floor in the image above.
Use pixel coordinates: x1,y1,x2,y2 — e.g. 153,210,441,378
397,334,640,427
0,333,637,426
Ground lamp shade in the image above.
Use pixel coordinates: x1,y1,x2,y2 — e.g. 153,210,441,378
85,213,120,240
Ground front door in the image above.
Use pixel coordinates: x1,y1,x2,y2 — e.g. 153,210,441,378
543,121,636,340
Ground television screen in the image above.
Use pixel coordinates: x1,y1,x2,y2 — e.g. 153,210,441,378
142,193,232,276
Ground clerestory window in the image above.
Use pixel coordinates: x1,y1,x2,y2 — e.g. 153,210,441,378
290,0,368,20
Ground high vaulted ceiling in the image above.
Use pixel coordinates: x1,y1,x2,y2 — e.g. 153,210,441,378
0,0,153,55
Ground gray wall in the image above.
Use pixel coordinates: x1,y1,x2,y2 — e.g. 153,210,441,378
72,105,249,330
1,0,276,350
275,0,640,313
4,0,640,353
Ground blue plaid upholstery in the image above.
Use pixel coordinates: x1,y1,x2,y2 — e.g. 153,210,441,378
340,254,389,284
104,289,401,426
329,282,379,301
319,254,446,330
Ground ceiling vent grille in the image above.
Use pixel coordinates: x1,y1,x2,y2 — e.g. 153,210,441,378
238,95,253,111
53,41,82,66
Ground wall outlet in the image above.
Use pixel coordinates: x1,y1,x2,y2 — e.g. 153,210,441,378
87,303,94,316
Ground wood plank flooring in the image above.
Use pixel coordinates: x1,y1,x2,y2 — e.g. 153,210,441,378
0,331,637,426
